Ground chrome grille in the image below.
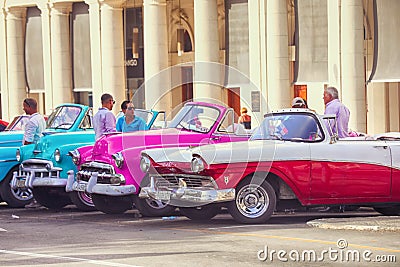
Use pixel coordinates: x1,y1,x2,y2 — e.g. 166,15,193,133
20,159,61,178
77,162,115,184
21,159,51,170
154,174,217,189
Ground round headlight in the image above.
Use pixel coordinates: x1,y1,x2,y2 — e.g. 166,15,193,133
54,149,61,162
112,152,124,168
140,155,151,173
69,149,80,165
16,149,21,162
191,156,205,173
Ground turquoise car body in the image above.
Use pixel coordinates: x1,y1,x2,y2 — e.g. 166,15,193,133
0,115,34,206
14,104,164,210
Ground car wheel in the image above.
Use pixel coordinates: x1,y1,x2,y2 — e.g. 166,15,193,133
373,206,400,216
179,204,222,221
91,194,134,214
69,191,96,212
134,196,176,217
228,179,276,224
0,167,33,208
33,187,71,210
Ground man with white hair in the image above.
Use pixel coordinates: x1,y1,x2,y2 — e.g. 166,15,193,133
323,86,350,138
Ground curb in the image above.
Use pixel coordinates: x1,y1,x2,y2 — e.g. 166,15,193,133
307,216,400,232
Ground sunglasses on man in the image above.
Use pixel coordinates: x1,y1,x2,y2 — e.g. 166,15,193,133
127,107,135,110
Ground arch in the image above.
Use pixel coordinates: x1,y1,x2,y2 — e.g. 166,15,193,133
169,7,194,53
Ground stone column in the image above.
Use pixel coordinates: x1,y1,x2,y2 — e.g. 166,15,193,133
50,3,73,108
265,0,290,110
247,0,267,122
5,7,26,118
193,0,222,102
143,0,171,111
0,7,10,120
327,0,341,90
37,3,53,114
341,0,366,132
85,0,103,109
100,0,125,112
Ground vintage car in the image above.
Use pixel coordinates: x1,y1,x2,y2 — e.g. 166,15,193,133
0,115,38,207
67,102,250,215
139,109,400,223
12,104,164,211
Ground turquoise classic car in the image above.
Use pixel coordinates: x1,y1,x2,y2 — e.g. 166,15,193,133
0,115,34,207
13,104,165,211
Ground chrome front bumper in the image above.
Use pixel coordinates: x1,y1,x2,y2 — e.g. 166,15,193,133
66,171,136,196
11,160,64,189
139,176,235,205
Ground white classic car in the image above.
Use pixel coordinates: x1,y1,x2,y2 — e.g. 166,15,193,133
139,109,400,224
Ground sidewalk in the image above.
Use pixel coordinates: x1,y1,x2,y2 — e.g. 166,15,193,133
307,216,400,232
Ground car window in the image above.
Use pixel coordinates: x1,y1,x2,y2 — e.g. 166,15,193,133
79,109,93,129
135,109,154,127
150,112,166,129
218,110,234,133
47,106,82,129
169,104,220,133
251,113,323,142
5,116,29,131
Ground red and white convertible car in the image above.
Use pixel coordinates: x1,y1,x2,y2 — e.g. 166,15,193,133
139,109,400,223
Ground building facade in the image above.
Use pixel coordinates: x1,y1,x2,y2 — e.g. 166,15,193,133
0,0,399,134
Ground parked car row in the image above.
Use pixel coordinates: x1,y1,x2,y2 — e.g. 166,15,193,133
2,102,400,224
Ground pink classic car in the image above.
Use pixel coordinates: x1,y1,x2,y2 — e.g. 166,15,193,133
139,109,400,223
67,102,250,215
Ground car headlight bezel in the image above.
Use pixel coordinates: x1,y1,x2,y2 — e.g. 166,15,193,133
54,149,61,162
112,152,124,168
140,155,151,173
16,149,21,162
191,156,205,173
69,149,80,166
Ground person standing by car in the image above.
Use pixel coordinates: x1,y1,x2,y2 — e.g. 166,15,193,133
22,98,46,145
238,107,251,129
116,102,146,132
115,100,130,121
93,93,116,140
323,86,350,138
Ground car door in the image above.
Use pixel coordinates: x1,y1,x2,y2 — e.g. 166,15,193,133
310,139,391,200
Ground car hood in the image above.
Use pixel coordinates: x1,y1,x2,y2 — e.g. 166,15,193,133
33,131,94,156
189,140,310,165
92,128,206,159
142,146,195,163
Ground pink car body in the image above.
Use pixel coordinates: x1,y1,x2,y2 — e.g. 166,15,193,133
67,102,250,215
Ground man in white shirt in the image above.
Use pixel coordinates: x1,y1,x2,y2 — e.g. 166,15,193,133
22,98,46,145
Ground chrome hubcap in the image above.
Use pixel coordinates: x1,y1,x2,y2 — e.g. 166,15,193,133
236,185,269,218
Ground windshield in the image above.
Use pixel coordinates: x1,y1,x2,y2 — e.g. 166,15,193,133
168,104,220,133
5,116,29,131
250,113,322,142
47,106,82,130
